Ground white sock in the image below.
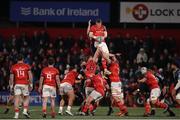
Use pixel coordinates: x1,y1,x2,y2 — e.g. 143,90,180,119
23,108,28,113
59,106,63,112
15,112,19,117
67,106,71,111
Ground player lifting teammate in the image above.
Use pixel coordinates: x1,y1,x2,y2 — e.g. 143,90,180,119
108,54,128,116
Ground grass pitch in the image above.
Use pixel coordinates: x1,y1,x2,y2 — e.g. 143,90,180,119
0,106,179,119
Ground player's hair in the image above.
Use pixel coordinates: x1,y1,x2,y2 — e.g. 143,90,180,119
17,54,24,61
48,57,55,65
96,19,102,23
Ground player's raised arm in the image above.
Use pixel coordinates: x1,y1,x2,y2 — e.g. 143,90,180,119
87,19,91,35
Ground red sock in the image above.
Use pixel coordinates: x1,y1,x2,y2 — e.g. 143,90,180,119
42,109,46,114
89,104,94,113
155,100,167,109
102,58,107,70
144,102,151,114
82,104,89,113
51,112,55,117
15,108,19,113
24,105,28,109
116,101,127,113
93,104,98,111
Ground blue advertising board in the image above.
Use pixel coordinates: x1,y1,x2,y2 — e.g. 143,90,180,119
0,92,60,106
10,1,110,22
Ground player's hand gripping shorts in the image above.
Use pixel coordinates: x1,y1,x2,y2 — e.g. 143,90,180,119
150,88,161,101
14,84,29,96
85,87,94,98
42,85,56,98
94,42,109,54
60,82,73,95
89,90,103,102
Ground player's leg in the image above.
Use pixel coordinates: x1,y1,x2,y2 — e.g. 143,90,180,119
106,94,114,116
14,95,20,119
99,43,111,64
13,85,21,119
42,85,50,118
82,90,103,115
144,98,151,117
89,101,99,116
101,58,111,75
93,46,101,63
176,92,180,104
99,43,112,75
81,95,94,115
113,96,128,116
42,97,48,118
111,83,128,116
22,96,30,118
150,88,175,116
4,94,14,114
50,87,57,118
59,95,65,115
66,89,75,116
59,84,65,115
50,97,56,118
22,85,30,118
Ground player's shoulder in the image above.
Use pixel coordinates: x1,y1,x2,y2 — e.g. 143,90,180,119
71,70,78,75
11,64,17,70
146,71,152,77
42,67,48,72
91,25,96,28
24,63,31,68
53,67,59,73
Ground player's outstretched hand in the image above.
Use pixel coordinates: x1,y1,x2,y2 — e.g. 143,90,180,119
88,19,91,26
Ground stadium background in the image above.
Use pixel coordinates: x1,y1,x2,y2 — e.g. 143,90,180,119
0,0,179,108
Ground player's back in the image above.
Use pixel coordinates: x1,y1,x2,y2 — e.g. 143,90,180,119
92,74,105,96
85,59,96,78
61,70,78,86
145,71,159,90
11,63,31,85
42,67,59,87
109,62,121,82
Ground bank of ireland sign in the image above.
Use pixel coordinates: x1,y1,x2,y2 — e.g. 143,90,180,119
10,1,110,22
